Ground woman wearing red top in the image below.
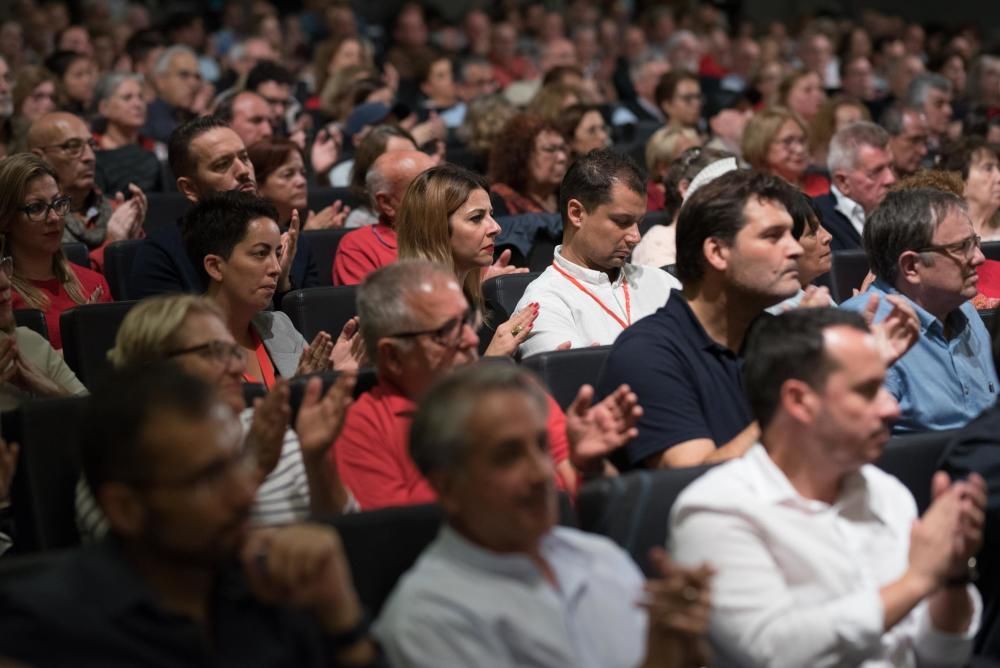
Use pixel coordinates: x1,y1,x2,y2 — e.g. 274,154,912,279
0,154,111,349
742,107,830,197
488,114,569,215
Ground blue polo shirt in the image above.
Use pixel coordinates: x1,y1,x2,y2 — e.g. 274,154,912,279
841,279,998,433
596,290,753,469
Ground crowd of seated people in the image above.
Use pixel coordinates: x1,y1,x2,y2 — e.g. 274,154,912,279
0,1,999,665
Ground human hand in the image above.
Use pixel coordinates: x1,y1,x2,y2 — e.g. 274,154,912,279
310,126,343,177
106,184,147,242
10,346,70,397
481,249,529,282
295,372,356,462
484,303,538,357
864,294,920,367
304,200,350,231
566,383,641,473
329,317,366,372
297,331,334,375
410,112,446,145
797,285,832,309
0,435,18,506
246,380,292,478
278,209,301,293
908,472,980,592
642,548,714,667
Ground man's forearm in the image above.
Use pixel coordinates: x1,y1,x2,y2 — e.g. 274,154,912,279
928,585,974,634
703,422,760,463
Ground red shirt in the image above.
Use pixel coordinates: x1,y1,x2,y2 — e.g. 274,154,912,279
333,379,571,510
12,263,112,349
332,223,398,286
802,172,831,197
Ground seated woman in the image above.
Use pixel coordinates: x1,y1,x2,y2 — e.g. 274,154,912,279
75,293,355,540
808,95,871,167
767,192,834,312
643,126,703,211
43,50,97,117
0,154,111,349
742,107,830,196
488,113,569,215
778,68,826,127
92,73,166,195
396,164,533,357
181,190,362,388
941,137,1000,241
556,103,611,162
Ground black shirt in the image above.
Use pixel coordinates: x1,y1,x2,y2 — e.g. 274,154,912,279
596,290,753,469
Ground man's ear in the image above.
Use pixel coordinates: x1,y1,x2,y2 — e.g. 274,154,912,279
203,254,226,283
831,170,850,195
378,338,406,378
428,470,460,514
780,378,819,425
374,192,394,220
703,236,729,273
565,198,586,230
897,250,923,287
97,482,147,537
176,176,199,203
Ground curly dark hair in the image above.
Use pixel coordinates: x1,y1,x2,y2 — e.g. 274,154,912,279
487,113,560,194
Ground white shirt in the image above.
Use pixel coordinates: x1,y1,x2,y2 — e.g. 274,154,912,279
374,525,647,668
670,444,981,668
632,223,676,269
832,184,867,239
516,245,681,358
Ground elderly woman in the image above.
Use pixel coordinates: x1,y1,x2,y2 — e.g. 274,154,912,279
0,154,111,349
644,126,703,211
75,293,356,540
941,138,1000,241
92,73,165,195
742,107,830,196
488,114,569,215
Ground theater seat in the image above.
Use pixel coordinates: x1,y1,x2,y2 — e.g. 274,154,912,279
875,430,957,514
60,301,138,388
640,210,670,238
61,243,90,269
482,272,541,322
280,286,357,341
829,249,869,303
13,309,47,340
307,186,361,212
521,345,612,410
983,241,1000,262
144,192,191,233
577,465,714,575
301,229,354,287
103,240,145,301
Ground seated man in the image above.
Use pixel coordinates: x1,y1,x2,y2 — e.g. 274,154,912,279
0,364,379,666
516,149,680,357
376,362,712,667
333,150,435,286
671,308,983,666
333,260,638,509
841,187,997,432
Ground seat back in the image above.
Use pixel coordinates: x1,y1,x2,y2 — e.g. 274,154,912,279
521,345,612,410
829,249,870,302
300,229,354,287
103,240,145,301
308,187,360,212
4,396,89,552
144,192,190,233
13,309,47,340
280,286,357,341
640,210,671,238
875,430,956,514
60,301,137,388
482,272,541,322
983,241,1000,262
61,242,89,269
577,465,714,575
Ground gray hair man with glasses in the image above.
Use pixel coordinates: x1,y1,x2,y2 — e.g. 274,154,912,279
841,187,997,432
28,111,147,265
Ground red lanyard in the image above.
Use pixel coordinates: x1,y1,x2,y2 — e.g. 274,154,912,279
551,263,631,329
243,331,277,390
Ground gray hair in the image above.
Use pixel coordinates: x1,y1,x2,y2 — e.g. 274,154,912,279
94,72,144,105
356,260,454,361
629,49,665,84
827,121,890,174
153,45,197,76
904,72,951,108
665,30,698,56
879,104,924,136
863,187,968,285
364,160,390,211
409,363,549,478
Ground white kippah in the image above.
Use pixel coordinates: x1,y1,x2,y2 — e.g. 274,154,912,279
683,157,739,202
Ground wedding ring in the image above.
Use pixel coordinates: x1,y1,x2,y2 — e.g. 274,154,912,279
511,325,523,336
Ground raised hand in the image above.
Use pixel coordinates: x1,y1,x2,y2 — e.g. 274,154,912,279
296,331,334,375
295,372,356,461
797,285,832,309
863,294,920,367
246,380,292,478
310,126,343,178
482,248,529,282
106,185,147,242
277,209,301,293
484,303,538,357
329,317,366,371
304,199,350,231
565,383,641,473
642,548,714,668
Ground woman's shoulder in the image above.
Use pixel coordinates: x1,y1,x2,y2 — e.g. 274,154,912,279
69,263,110,289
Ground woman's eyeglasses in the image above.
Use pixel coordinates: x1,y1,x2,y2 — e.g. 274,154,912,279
19,196,71,222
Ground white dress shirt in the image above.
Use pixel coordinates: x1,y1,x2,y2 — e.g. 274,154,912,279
670,444,981,668
516,245,681,358
832,184,867,238
375,525,648,668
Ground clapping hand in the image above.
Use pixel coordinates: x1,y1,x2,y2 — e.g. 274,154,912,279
565,383,640,474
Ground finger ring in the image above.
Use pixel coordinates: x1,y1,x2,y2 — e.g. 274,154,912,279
682,586,699,603
511,325,523,336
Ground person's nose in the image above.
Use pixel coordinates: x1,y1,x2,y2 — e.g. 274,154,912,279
266,252,281,276
486,215,501,238
970,243,986,268
624,222,641,246
878,387,901,424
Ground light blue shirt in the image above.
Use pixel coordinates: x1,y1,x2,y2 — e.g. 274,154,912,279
374,525,648,668
841,279,998,433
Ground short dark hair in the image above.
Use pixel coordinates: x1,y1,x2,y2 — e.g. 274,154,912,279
654,69,699,107
168,115,232,180
940,136,999,181
558,148,645,226
786,189,823,239
80,362,219,494
181,191,278,282
43,49,86,79
675,169,801,285
246,60,295,92
125,29,166,66
743,308,869,430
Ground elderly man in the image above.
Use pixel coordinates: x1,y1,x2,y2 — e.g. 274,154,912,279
143,45,201,143
215,90,273,148
842,188,997,432
375,363,712,668
0,364,379,666
333,150,435,286
28,111,146,269
813,121,897,252
906,73,953,159
882,105,930,178
614,52,670,125
671,308,983,666
516,149,680,357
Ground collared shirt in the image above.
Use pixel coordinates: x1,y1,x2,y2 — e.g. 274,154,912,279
516,245,680,358
670,444,981,668
832,184,867,238
374,525,647,668
332,222,398,286
841,280,998,432
596,291,753,468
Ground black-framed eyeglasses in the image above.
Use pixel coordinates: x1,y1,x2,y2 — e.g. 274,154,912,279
19,196,71,222
389,308,482,348
915,234,982,259
0,257,12,277
167,340,246,367
39,137,98,159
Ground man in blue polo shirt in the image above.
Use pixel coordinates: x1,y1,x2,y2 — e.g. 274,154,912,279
841,187,998,432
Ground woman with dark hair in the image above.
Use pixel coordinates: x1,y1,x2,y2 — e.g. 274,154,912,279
44,50,97,116
12,66,58,126
488,114,568,215
742,107,830,196
940,137,1000,241
778,68,826,126
556,103,610,159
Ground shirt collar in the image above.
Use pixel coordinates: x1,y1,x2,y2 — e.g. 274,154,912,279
869,278,969,337
373,378,416,417
831,184,865,222
670,291,738,355
552,245,632,287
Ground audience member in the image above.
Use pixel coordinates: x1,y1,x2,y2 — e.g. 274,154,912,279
841,187,997,432
882,105,930,178
655,71,704,133
245,60,296,134
741,107,830,196
556,103,610,160
616,52,670,125
376,362,711,668
643,127,703,211
489,114,568,215
144,45,201,143
779,68,826,126
11,65,58,127
344,125,420,229
216,90,274,149
906,73,954,158
767,192,834,312
0,432,14,555
93,73,166,195
672,307,983,666
940,138,1000,242
808,96,871,166
44,50,97,117
516,149,680,357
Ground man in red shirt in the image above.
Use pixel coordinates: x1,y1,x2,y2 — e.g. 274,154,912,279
332,150,434,286
333,260,638,510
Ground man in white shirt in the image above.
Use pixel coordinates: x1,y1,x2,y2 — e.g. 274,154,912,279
516,149,680,357
671,307,984,667
375,363,713,668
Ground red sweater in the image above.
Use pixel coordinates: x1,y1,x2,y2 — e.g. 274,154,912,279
12,263,112,349
332,223,398,286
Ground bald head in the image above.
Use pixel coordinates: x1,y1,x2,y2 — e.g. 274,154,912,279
229,91,272,148
368,149,435,224
27,111,88,150
28,112,95,197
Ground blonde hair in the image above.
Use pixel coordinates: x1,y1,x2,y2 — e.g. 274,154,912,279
0,153,87,311
808,95,871,158
527,82,582,124
108,295,225,368
645,126,702,175
396,164,491,310
741,106,808,171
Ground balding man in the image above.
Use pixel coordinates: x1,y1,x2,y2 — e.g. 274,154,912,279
143,45,201,143
216,90,273,148
333,150,435,285
29,112,146,268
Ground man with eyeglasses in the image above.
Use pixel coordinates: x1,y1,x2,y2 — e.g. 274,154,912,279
28,112,147,269
144,45,202,144
814,121,897,252
841,187,997,432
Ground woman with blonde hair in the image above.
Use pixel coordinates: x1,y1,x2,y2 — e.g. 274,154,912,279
396,163,535,357
0,154,111,349
644,126,703,211
742,107,830,196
